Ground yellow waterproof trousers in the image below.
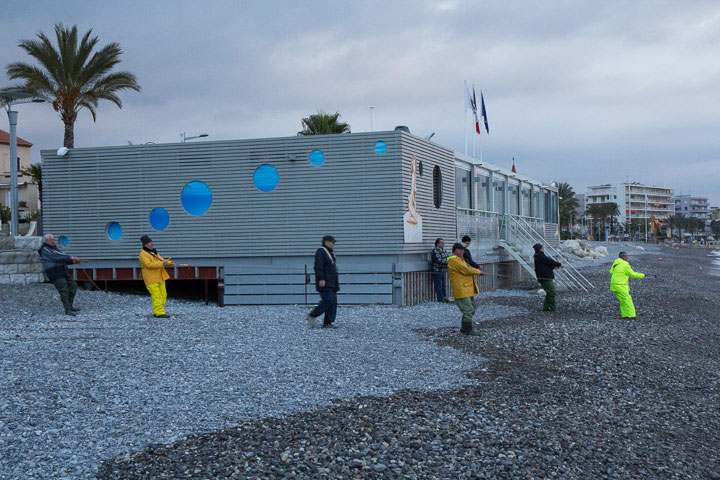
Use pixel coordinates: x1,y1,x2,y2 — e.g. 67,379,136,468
611,285,636,318
146,281,167,316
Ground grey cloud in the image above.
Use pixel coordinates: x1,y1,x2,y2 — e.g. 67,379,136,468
1,0,719,204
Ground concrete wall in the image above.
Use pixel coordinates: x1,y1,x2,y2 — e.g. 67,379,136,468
0,236,45,284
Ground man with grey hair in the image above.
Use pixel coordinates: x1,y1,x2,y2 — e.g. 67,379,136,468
38,234,82,316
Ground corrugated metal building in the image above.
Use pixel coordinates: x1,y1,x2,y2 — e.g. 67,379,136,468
41,130,560,305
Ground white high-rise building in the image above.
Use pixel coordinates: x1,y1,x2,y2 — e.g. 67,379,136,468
586,182,674,226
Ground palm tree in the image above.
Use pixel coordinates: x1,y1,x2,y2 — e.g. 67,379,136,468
3,23,141,148
297,110,350,136
668,214,685,238
602,202,620,235
557,182,579,235
20,162,42,204
586,202,619,240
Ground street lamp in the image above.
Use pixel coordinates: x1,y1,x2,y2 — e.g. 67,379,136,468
181,132,209,143
1,90,44,237
370,106,375,132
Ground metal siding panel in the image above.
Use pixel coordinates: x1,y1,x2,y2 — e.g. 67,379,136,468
225,284,307,295
41,132,406,260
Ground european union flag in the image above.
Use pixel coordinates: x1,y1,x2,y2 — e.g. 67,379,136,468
481,92,489,134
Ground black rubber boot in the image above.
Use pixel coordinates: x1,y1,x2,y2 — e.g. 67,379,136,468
460,322,480,336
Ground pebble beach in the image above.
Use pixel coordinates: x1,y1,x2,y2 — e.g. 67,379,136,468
2,244,719,479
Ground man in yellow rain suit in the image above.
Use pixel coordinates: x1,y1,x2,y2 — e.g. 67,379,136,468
447,243,484,335
139,235,174,318
609,251,645,319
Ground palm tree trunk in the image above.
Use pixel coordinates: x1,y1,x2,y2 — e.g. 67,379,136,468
64,120,75,148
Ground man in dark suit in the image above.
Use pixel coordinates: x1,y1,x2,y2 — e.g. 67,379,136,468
307,235,340,328
533,243,563,312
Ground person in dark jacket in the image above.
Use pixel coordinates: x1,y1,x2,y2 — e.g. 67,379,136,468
38,234,82,316
430,238,449,302
533,243,562,312
307,235,340,328
461,235,481,269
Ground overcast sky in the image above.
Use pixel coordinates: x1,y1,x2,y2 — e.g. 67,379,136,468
2,0,719,204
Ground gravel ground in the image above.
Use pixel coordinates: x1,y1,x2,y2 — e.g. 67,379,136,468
97,246,720,479
1,286,528,479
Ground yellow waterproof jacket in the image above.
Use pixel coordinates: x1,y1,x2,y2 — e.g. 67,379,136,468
139,249,170,286
609,258,644,292
447,255,482,299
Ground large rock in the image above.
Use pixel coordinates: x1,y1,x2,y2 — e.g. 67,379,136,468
562,240,581,252
595,246,609,257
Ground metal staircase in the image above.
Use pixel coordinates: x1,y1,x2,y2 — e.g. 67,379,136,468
499,214,594,292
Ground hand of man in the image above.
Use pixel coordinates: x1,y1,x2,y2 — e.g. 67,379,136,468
71,256,81,264
163,260,174,267
319,280,326,288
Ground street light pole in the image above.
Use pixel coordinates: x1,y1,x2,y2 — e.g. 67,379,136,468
181,132,209,143
370,106,375,132
1,92,43,236
7,109,19,236
645,193,648,243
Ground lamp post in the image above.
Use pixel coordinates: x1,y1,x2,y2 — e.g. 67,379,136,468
370,106,375,132
645,193,648,243
181,132,209,143
1,91,44,236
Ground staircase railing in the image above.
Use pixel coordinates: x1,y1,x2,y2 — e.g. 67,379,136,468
500,214,594,292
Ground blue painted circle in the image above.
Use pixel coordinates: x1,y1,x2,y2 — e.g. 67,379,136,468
181,181,212,215
107,222,122,241
374,141,387,154
149,208,170,231
59,236,68,247
309,150,324,166
254,164,279,192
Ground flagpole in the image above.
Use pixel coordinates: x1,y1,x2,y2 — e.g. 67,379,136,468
464,81,468,155
472,83,476,158
464,109,468,156
480,122,483,163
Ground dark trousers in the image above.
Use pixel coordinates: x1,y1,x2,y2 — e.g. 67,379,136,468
539,280,557,312
432,272,447,302
309,288,337,324
52,277,78,313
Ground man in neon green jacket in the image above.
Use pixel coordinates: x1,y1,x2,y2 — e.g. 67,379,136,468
609,251,645,319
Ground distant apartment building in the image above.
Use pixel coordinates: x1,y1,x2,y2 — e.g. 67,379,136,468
710,207,720,221
0,128,39,214
586,182,674,225
674,195,710,221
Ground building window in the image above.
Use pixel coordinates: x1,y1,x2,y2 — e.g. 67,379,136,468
455,166,471,209
508,183,519,215
253,164,279,192
474,171,489,211
309,150,324,166
493,180,505,214
106,222,122,241
433,165,442,209
521,187,530,217
181,181,213,215
149,208,170,231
